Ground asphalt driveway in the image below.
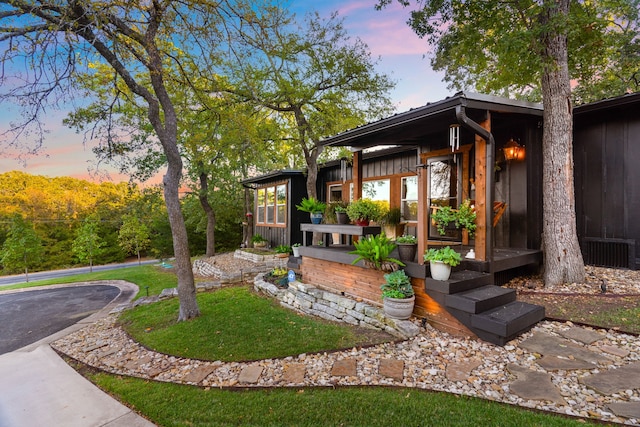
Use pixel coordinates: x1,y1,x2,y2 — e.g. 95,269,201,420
0,285,120,355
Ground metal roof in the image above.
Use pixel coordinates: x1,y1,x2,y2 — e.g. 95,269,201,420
241,169,304,185
574,92,640,115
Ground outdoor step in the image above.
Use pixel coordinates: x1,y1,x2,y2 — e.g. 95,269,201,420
471,301,545,338
424,270,493,295
445,285,516,314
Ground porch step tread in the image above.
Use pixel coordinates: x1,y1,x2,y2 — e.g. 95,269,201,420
424,270,493,294
471,301,545,338
445,285,516,314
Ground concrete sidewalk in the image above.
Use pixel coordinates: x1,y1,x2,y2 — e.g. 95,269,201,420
0,345,155,427
0,281,156,427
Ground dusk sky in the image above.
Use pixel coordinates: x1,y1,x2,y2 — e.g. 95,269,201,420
0,1,451,184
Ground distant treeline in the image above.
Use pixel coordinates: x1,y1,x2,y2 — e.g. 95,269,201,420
0,171,243,275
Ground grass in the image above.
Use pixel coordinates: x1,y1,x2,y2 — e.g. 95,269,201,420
118,286,388,361
2,266,624,425
1,265,177,298
88,372,597,427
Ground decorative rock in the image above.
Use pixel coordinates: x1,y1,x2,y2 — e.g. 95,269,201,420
607,402,640,419
520,332,612,365
183,365,218,384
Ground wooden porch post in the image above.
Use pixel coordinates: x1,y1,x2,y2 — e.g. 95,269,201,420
352,150,363,200
474,114,491,261
417,162,429,265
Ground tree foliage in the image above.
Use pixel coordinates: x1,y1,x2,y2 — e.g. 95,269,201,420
72,216,105,272
223,8,396,198
118,214,151,265
0,215,43,280
377,0,640,103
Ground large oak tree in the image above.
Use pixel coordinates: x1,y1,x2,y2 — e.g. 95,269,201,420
0,0,244,319
379,0,639,286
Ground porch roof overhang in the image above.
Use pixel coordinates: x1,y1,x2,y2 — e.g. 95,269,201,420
241,169,304,187
319,91,543,150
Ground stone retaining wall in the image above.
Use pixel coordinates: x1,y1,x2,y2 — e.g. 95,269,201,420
253,273,420,340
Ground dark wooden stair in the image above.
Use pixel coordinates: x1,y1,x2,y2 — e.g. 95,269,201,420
424,269,545,346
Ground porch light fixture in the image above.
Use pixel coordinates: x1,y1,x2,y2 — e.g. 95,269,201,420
503,138,525,161
449,124,460,152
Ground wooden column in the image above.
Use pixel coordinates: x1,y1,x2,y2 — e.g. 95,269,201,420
352,150,363,200
474,115,491,261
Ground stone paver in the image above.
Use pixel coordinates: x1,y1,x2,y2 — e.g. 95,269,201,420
379,359,404,381
331,358,357,377
537,355,596,371
580,361,640,395
520,332,611,365
601,345,630,358
446,359,482,382
282,363,306,383
183,365,218,384
559,327,605,345
238,365,263,383
608,402,640,420
507,364,566,404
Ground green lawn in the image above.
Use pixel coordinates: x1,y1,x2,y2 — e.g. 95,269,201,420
119,286,390,361
89,373,596,427
1,265,177,297
4,266,604,426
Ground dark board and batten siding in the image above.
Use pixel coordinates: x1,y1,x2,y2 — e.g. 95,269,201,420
574,98,640,269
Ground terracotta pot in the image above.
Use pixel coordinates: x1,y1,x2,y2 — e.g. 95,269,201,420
355,218,370,226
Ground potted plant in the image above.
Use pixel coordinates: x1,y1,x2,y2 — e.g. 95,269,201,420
423,246,462,281
251,234,268,248
345,198,382,226
334,204,350,224
395,234,418,263
431,205,458,235
349,233,405,272
274,244,291,258
292,243,301,257
381,207,405,239
380,269,415,319
296,197,327,224
431,199,476,237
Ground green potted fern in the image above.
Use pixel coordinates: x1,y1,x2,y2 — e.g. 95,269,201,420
296,197,327,224
349,233,405,272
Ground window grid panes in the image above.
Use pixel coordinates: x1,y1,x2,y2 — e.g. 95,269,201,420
401,176,418,221
256,183,287,226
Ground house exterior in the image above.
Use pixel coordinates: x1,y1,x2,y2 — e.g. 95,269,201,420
573,92,640,270
242,91,639,345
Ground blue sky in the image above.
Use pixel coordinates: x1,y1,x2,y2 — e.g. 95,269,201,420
0,1,450,183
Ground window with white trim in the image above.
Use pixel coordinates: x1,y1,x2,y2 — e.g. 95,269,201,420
401,176,418,221
256,183,287,225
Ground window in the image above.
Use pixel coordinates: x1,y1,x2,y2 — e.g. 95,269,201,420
256,183,287,226
362,179,390,205
401,176,418,221
328,184,343,202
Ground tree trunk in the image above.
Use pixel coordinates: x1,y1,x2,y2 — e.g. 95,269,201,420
198,170,216,257
244,187,254,248
540,0,585,286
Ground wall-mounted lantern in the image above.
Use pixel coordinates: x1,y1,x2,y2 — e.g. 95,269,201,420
503,138,525,161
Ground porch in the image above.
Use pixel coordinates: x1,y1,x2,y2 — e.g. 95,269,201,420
293,240,543,346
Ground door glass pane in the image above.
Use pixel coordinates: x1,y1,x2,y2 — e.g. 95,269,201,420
428,157,459,239
401,176,418,221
